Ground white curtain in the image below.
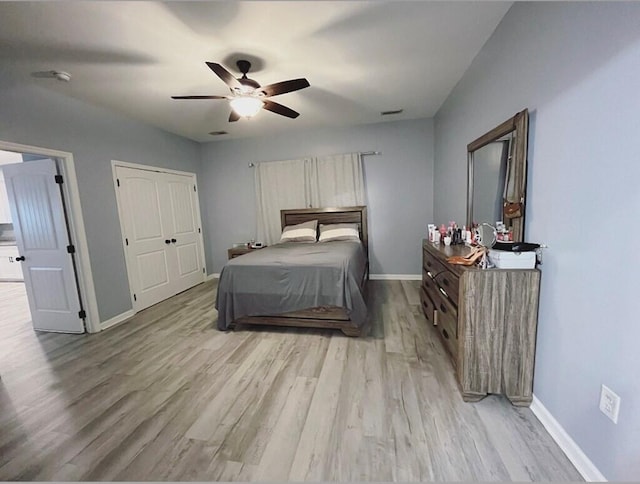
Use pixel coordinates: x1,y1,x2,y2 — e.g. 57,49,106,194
255,158,313,244
255,152,365,245
309,152,365,207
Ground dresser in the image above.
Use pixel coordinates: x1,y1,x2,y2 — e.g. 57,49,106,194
0,244,23,281
421,240,540,406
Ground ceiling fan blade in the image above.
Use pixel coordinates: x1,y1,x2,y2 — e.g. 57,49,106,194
229,110,240,122
206,62,242,89
171,95,228,100
259,78,310,97
263,100,300,119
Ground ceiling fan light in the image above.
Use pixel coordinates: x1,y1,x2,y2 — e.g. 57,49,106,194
230,96,263,118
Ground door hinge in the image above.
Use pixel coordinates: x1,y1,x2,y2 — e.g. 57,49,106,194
125,238,128,246
54,174,63,184
193,185,197,192
202,267,205,273
78,309,86,319
198,228,201,233
133,294,137,301
116,178,120,187
66,245,76,254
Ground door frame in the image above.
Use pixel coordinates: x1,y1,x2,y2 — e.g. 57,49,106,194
111,159,207,313
0,140,100,333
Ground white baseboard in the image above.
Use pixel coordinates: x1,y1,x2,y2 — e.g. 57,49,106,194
369,274,421,281
205,273,220,281
531,394,606,482
100,309,135,331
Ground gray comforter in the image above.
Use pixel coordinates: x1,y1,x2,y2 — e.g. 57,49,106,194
215,241,367,330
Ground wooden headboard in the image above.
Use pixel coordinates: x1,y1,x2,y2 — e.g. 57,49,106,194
280,206,368,255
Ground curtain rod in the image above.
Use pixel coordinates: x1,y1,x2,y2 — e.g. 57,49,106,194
248,151,381,167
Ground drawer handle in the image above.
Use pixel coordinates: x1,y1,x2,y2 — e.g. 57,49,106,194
439,303,447,314
439,287,449,299
442,278,449,287
427,271,434,279
442,328,449,339
426,260,432,267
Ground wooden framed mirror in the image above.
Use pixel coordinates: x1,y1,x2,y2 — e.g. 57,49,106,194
467,109,529,242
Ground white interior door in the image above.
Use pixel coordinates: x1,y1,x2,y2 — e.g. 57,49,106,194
115,166,204,312
165,173,204,294
116,166,174,310
3,159,84,333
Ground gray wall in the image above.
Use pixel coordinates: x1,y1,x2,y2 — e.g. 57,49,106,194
200,118,434,275
0,71,201,321
434,3,640,480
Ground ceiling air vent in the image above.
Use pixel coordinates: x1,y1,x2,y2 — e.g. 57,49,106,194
380,109,403,116
209,131,228,136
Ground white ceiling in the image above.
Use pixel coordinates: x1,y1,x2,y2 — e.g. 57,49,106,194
0,1,511,142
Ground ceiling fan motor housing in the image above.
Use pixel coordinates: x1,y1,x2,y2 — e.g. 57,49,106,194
236,60,260,91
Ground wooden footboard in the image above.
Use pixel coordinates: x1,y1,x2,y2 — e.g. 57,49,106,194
231,311,362,337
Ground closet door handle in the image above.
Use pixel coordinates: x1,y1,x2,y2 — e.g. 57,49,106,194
165,240,171,245
171,238,177,244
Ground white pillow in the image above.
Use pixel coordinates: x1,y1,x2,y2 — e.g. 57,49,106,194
318,223,360,242
279,219,318,243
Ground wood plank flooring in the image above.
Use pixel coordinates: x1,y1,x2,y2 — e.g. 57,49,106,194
0,280,582,481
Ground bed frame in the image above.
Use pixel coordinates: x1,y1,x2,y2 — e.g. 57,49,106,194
230,206,369,337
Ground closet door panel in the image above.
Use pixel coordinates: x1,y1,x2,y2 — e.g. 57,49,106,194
166,174,203,293
117,167,173,310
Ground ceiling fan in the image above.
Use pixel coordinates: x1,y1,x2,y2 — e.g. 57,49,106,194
172,60,310,122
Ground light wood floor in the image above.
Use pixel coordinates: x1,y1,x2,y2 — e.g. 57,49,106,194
0,280,581,481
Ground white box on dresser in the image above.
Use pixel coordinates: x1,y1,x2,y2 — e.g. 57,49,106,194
488,249,536,269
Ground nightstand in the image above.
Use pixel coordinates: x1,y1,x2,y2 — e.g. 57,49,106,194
227,246,266,259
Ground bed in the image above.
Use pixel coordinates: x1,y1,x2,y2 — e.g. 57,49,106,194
215,206,369,336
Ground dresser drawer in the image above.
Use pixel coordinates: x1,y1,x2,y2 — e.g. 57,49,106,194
432,284,458,358
434,291,458,360
420,285,436,324
423,248,449,279
422,269,441,305
434,270,460,306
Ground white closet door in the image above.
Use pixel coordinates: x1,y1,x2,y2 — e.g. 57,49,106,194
3,159,84,333
165,173,204,294
115,166,204,312
116,166,174,310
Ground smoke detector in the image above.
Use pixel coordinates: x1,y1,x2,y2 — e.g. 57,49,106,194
31,70,72,82
53,70,71,82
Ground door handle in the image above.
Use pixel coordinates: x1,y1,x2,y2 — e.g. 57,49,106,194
171,238,177,243
15,256,25,262
165,240,171,244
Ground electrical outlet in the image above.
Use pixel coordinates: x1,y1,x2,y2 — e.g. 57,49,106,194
599,384,621,423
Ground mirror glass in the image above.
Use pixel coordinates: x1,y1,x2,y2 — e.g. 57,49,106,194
475,223,497,248
467,109,528,242
471,139,509,227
